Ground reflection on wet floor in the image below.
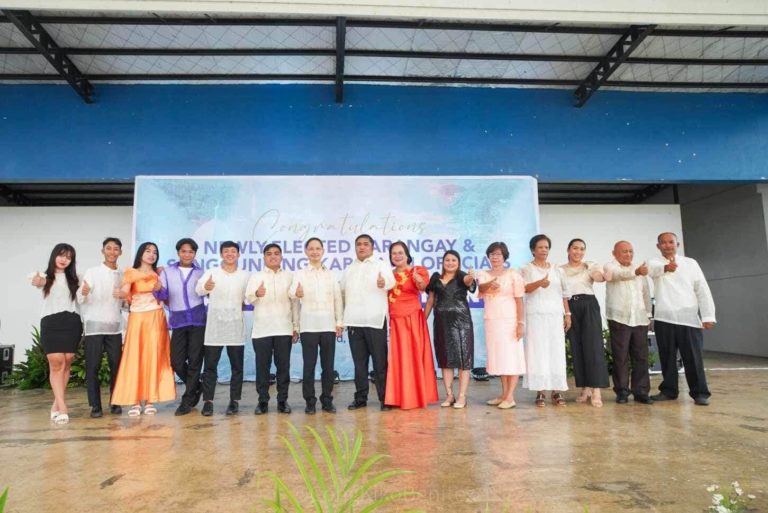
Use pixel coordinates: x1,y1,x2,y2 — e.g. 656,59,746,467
0,352,766,512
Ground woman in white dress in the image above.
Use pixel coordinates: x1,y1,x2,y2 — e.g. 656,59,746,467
522,234,572,407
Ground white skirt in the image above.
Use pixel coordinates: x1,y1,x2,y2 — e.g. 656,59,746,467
523,312,568,391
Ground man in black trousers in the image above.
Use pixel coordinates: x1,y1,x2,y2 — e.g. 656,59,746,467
341,234,395,411
245,243,299,415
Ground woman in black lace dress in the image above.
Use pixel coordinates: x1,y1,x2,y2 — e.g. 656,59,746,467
425,250,477,409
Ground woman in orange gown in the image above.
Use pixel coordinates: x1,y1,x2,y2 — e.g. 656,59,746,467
112,242,176,416
384,241,439,409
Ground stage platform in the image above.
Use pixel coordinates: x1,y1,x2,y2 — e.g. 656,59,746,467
0,351,766,513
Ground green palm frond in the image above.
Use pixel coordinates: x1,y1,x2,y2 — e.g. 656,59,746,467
263,423,423,513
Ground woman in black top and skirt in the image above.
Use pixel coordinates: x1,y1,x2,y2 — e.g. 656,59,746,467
30,243,83,425
425,250,477,409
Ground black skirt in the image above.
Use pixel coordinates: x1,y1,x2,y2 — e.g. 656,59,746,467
40,311,83,354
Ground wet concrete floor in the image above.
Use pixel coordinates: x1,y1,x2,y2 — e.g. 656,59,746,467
0,351,766,513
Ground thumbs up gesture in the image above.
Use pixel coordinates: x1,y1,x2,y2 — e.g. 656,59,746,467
665,256,678,273
635,262,649,276
205,274,216,291
540,272,550,288
412,270,425,288
377,272,385,289
30,272,46,288
81,280,91,297
489,276,500,291
295,282,304,298
256,281,266,298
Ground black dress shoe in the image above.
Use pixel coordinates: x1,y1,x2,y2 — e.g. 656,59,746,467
201,401,214,416
380,405,393,411
110,405,122,415
254,402,268,415
225,400,239,416
90,406,103,418
347,401,367,410
305,404,316,415
190,385,203,408
694,396,710,406
634,395,654,404
615,393,629,404
175,404,192,416
321,403,337,414
651,393,676,402
277,402,292,414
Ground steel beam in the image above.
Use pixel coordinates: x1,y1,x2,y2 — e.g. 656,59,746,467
335,17,346,103
574,25,655,107
1,10,93,103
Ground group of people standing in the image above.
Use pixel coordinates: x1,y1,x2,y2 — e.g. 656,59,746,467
32,230,716,425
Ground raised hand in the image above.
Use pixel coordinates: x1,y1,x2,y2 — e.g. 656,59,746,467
377,272,385,289
256,281,266,298
81,280,91,296
540,272,550,288
412,270,425,288
205,274,216,291
665,256,678,273
635,262,649,276
31,272,46,288
295,282,304,298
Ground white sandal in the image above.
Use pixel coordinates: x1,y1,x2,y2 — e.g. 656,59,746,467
144,404,157,415
50,410,60,421
54,413,69,425
128,405,142,417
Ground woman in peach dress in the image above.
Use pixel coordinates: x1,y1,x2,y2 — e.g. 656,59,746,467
112,242,176,416
477,242,526,409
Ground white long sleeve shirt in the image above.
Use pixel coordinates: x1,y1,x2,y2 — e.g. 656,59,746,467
289,265,343,334
648,255,716,328
77,264,124,335
196,268,250,346
244,267,298,339
341,256,396,328
604,260,652,327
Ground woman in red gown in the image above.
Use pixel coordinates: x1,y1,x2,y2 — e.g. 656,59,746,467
384,241,439,409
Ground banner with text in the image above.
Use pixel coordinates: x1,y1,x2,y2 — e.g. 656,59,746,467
134,176,540,381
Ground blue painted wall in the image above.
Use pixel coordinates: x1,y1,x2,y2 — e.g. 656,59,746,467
1,83,767,182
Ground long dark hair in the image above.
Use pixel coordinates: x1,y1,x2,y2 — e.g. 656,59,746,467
43,243,78,300
440,250,461,279
133,242,159,271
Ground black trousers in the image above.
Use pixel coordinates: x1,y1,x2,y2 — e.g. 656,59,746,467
300,331,336,406
84,334,122,409
568,295,609,388
348,321,388,404
253,335,293,403
654,320,711,399
170,325,205,407
608,320,650,397
202,345,244,402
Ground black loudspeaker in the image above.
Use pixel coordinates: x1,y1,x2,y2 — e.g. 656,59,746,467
0,345,13,386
